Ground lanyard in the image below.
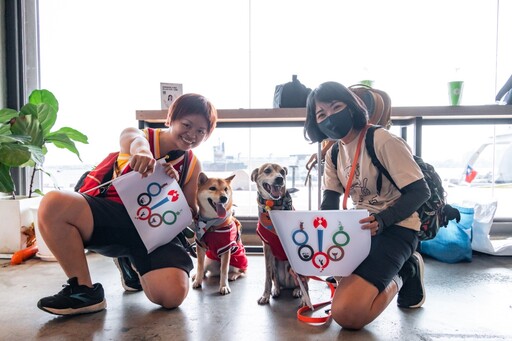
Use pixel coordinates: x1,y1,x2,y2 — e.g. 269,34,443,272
342,125,370,210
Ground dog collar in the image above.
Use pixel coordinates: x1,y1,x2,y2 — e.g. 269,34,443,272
257,192,293,211
195,213,231,240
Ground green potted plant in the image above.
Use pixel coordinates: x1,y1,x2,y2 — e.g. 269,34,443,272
0,89,88,254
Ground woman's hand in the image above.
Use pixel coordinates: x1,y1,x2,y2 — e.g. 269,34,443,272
360,214,380,236
130,154,156,178
163,162,180,182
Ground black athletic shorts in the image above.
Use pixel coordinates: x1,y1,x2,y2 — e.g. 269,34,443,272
352,224,419,292
82,194,193,276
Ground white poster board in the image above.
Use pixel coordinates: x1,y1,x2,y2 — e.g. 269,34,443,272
160,82,183,110
113,162,192,253
269,209,370,276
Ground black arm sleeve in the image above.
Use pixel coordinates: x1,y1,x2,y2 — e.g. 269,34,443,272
320,189,341,210
373,178,430,228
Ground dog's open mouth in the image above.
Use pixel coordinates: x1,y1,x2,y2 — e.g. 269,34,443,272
207,198,227,218
263,183,283,200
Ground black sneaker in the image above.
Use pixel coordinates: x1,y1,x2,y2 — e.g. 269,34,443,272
325,276,338,288
37,277,106,316
397,251,425,308
113,257,142,292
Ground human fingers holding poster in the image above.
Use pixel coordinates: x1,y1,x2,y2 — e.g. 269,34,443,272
113,161,192,253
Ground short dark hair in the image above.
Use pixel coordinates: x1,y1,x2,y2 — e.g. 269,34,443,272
166,93,218,138
304,81,368,143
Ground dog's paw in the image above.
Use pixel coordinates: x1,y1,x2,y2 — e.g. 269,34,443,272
192,280,203,289
192,275,203,289
228,272,244,281
271,287,281,298
219,285,231,295
257,294,271,305
292,287,303,298
299,297,309,308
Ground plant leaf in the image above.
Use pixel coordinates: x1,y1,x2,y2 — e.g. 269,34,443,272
20,102,56,139
0,163,15,193
0,108,19,124
29,89,59,115
27,90,58,135
49,127,89,144
25,145,45,166
11,108,45,147
0,134,31,144
45,133,82,161
0,144,32,166
33,189,45,196
35,103,56,136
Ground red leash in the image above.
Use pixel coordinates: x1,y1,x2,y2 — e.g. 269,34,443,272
296,276,336,324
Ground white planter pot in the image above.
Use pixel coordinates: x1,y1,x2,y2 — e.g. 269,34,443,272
0,196,43,254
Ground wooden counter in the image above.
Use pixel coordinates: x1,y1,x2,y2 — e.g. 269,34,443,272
137,105,512,125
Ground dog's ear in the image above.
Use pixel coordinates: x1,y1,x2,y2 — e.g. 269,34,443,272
251,168,259,182
282,166,288,176
225,174,236,182
198,172,208,185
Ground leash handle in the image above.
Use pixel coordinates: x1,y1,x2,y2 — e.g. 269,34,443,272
296,276,337,324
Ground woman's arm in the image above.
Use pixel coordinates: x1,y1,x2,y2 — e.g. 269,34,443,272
372,178,430,229
321,189,341,210
181,158,201,218
119,127,156,177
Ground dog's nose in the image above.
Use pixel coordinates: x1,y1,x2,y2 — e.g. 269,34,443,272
275,177,284,185
219,196,228,204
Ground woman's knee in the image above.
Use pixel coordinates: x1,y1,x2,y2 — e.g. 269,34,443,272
331,304,367,330
38,191,91,236
38,191,67,231
142,269,189,309
331,288,370,330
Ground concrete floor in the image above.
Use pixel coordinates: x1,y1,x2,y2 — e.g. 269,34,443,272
1,250,512,341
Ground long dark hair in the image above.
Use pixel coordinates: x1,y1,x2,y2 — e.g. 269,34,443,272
304,81,368,143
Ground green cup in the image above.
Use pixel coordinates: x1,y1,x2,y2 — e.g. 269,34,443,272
448,81,464,106
360,80,374,87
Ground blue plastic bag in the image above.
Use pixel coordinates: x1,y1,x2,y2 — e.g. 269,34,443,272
419,205,474,263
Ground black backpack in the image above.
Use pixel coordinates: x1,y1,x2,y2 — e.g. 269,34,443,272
330,125,460,240
273,75,311,108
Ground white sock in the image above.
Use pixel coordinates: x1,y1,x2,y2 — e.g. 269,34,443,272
393,274,403,291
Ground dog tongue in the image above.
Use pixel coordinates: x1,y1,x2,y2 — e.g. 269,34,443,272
271,185,282,199
216,203,227,218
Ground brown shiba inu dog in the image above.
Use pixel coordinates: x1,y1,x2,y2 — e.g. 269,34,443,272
192,172,248,295
251,163,309,306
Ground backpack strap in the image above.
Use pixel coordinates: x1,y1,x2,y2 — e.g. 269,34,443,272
182,150,198,186
143,128,158,156
365,125,399,194
179,151,189,187
330,142,339,170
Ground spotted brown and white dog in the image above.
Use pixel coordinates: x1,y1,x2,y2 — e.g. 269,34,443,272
192,172,248,295
251,163,309,305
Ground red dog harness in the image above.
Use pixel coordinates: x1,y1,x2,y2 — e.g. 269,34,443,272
196,216,248,271
255,192,293,261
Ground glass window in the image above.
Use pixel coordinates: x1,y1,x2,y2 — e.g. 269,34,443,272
422,124,512,218
38,0,512,219
192,126,319,215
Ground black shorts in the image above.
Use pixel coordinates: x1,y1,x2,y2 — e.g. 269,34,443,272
83,194,193,276
352,225,418,292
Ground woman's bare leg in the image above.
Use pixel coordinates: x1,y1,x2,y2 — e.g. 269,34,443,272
37,190,95,286
331,274,398,330
141,267,190,309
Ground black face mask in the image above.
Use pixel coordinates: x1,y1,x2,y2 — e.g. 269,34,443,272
317,107,354,140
